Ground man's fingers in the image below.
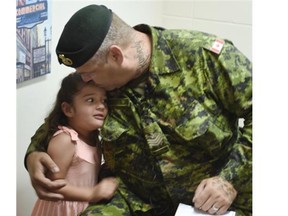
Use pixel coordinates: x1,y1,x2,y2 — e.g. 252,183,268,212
35,176,66,191
192,179,207,206
192,176,237,214
32,176,66,200
216,205,229,215
27,152,59,174
39,152,60,173
35,184,65,200
27,152,66,200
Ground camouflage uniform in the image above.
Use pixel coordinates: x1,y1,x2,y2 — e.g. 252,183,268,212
26,24,252,216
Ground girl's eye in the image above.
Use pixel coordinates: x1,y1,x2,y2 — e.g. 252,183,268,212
87,98,94,103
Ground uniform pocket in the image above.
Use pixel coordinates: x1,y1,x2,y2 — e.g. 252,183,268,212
173,100,232,157
174,100,210,141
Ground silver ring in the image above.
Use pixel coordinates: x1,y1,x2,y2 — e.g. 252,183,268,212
211,205,219,212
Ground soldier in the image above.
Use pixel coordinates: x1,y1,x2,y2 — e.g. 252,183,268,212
25,4,252,216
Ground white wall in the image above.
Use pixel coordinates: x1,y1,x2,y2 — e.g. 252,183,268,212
16,1,251,215
161,0,252,60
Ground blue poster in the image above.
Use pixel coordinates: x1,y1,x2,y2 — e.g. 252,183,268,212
16,0,52,84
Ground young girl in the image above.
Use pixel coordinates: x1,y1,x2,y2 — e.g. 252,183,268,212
31,72,118,216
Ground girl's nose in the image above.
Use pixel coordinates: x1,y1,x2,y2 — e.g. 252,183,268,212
96,102,105,110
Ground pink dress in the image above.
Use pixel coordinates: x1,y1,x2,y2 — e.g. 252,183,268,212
31,126,101,216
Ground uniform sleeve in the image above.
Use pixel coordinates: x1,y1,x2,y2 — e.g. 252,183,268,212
204,41,252,192
24,121,51,169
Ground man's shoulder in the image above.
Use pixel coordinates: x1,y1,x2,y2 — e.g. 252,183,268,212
162,29,233,55
163,28,216,39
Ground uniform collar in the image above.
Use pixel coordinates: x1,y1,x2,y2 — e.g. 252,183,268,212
133,24,180,75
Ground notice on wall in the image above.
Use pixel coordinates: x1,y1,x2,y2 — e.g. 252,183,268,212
16,0,52,84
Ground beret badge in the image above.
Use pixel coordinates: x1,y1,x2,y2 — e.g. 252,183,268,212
58,54,73,66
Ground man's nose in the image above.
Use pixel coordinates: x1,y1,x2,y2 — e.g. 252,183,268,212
80,73,93,82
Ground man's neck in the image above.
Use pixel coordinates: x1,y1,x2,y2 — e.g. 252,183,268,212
134,31,152,78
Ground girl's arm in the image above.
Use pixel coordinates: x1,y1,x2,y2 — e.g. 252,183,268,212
46,133,118,202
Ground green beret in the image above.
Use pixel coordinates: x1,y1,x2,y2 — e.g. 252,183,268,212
56,5,112,68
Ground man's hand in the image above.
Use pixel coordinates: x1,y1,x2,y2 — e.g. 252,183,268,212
27,152,66,200
192,176,237,215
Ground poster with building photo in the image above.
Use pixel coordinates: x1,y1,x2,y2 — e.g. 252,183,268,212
16,0,52,84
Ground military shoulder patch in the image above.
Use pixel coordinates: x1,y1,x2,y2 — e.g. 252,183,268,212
210,39,225,54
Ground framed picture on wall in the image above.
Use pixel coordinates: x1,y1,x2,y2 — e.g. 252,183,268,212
16,0,52,84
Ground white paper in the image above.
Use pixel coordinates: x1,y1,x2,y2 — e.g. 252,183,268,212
175,203,236,216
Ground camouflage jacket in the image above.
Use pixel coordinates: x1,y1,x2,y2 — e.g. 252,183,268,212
101,25,252,215
26,24,252,216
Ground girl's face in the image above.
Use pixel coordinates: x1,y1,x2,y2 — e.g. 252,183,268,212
67,85,107,132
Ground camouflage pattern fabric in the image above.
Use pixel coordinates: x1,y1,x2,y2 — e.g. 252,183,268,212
100,25,252,216
26,24,252,216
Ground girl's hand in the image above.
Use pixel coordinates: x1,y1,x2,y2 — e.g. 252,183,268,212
91,177,119,202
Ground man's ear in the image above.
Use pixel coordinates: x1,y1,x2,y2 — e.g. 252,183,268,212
61,102,74,117
108,45,124,65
